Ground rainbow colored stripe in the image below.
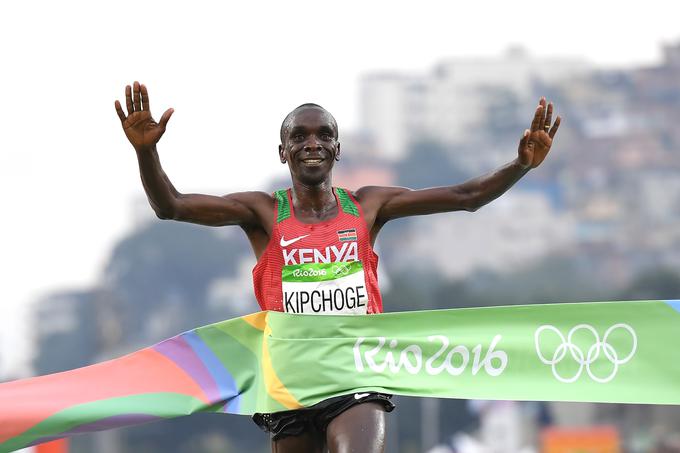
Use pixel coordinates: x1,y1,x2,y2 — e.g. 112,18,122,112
0,312,299,452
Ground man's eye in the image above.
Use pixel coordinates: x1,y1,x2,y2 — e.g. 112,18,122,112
321,134,331,141
293,134,304,141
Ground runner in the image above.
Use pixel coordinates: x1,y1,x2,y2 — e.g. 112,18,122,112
114,81,561,453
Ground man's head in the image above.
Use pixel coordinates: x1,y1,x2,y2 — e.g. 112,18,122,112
279,104,340,185
280,103,338,143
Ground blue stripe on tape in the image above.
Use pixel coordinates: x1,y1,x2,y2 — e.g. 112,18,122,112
664,300,680,313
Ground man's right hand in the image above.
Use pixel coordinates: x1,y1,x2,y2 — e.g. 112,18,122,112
114,81,174,151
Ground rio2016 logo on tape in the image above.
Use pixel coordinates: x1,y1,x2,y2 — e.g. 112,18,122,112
534,323,637,383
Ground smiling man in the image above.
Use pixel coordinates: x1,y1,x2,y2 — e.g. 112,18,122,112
115,81,560,453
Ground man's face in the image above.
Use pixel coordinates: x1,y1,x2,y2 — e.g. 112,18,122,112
279,107,340,185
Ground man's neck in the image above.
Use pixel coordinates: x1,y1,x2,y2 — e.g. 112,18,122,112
290,179,337,219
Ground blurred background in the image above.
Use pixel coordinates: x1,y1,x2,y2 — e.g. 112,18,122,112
2,1,680,452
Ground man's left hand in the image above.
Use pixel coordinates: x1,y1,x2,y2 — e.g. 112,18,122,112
517,97,561,169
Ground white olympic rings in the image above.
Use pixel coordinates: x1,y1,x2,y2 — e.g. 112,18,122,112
534,323,637,383
333,264,351,276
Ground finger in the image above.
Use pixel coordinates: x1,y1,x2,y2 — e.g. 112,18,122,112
517,129,531,166
133,81,142,111
548,115,561,139
519,129,529,147
141,84,151,111
539,97,547,127
114,100,127,123
530,105,543,132
544,102,553,131
125,85,134,114
159,108,174,129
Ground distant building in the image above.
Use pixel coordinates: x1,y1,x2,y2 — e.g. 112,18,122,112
390,191,576,279
333,135,397,190
32,290,106,375
360,48,590,159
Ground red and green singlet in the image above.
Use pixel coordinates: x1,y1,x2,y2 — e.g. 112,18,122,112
253,188,383,315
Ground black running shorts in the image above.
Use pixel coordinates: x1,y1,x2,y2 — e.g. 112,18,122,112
252,392,395,441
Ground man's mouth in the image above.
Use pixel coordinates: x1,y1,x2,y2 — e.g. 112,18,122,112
301,158,324,166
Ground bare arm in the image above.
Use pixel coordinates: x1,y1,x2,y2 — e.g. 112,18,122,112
357,97,561,223
114,81,272,228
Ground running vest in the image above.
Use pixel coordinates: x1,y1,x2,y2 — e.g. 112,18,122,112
252,188,383,315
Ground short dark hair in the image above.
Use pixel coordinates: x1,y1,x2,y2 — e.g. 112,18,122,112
280,104,338,142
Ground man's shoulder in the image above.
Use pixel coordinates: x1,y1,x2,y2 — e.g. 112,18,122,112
352,185,409,203
226,189,275,199
224,190,276,208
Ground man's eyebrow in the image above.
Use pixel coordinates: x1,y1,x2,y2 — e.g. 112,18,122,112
318,124,337,137
288,125,307,135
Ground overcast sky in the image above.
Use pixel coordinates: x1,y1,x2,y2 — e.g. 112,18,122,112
1,0,679,377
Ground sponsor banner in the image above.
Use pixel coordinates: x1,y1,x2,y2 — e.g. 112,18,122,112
2,301,680,451
541,426,620,453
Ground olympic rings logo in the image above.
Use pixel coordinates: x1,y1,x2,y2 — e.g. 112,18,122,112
333,264,351,276
534,323,637,383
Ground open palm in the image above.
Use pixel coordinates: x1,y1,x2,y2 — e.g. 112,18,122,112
115,81,173,151
517,97,561,169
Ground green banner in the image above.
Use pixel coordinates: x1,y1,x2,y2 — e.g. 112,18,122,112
1,300,680,451
268,300,680,406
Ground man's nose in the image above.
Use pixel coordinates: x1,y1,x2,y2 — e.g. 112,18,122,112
303,135,322,152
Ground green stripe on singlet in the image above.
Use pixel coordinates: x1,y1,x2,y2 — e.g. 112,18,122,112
336,188,359,217
275,189,291,223
282,262,364,282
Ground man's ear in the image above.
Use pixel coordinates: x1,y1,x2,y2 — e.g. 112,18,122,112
335,142,341,161
279,144,286,163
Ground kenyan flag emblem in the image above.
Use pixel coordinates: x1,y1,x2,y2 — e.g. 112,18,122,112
337,228,357,242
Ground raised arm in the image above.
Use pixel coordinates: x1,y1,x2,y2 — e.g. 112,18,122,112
114,81,272,228
357,97,561,223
